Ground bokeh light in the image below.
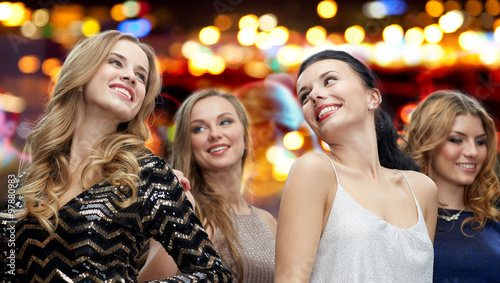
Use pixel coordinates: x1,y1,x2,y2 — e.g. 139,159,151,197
426,0,444,17
269,26,289,45
439,10,464,33
400,104,417,124
283,131,304,150
239,14,259,30
199,26,220,45
345,25,365,45
383,24,404,44
238,28,258,46
18,55,40,73
258,13,277,31
317,0,338,19
306,26,327,45
405,27,424,45
424,24,443,43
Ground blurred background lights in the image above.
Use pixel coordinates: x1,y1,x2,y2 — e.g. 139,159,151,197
306,26,327,45
426,0,445,17
256,32,272,49
363,1,388,19
283,131,304,151
0,93,27,114
82,18,101,37
239,14,259,30
32,9,49,27
214,14,233,31
479,45,500,65
123,0,140,18
405,27,424,45
317,0,338,19
402,45,423,66
277,45,302,66
269,26,289,45
18,55,40,74
400,103,417,124
459,30,479,50
345,25,365,45
466,0,483,16
199,26,220,45
118,18,151,38
383,24,404,44
445,0,461,12
238,28,258,46
245,61,269,78
111,4,127,21
373,42,394,66
320,140,331,152
379,0,408,15
439,10,464,33
422,43,444,62
258,13,277,31
42,58,62,77
424,24,443,43
486,0,500,15
1,2,26,27
20,21,41,39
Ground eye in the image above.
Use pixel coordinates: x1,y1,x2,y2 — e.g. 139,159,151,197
109,59,122,67
324,76,337,86
448,138,462,144
299,92,310,105
135,72,146,83
191,125,206,134
475,139,486,146
220,119,232,126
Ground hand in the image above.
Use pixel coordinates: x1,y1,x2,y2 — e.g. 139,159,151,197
172,169,195,210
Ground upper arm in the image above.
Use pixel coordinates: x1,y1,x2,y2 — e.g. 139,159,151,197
275,153,336,282
406,171,438,243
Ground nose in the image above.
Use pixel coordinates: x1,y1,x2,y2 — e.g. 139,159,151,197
120,68,136,85
208,128,222,141
463,141,479,158
309,87,325,106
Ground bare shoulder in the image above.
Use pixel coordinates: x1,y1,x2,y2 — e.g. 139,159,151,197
291,152,335,177
254,207,277,238
399,170,438,200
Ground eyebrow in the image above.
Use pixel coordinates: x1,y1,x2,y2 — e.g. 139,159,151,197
450,131,487,138
110,52,148,75
298,70,339,95
190,112,235,125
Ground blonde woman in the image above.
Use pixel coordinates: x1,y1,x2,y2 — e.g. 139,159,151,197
0,30,232,282
403,90,500,282
140,89,276,282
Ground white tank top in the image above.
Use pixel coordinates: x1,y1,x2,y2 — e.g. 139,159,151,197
310,156,433,282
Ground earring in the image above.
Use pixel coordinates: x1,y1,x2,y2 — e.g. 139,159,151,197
368,104,374,110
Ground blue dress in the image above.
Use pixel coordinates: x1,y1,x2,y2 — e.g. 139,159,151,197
433,209,500,282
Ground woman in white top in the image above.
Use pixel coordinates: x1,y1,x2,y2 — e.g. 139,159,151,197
275,50,438,282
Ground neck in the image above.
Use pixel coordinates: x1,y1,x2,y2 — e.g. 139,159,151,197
435,180,466,210
202,169,250,214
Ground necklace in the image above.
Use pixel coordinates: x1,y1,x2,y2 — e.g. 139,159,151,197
437,207,466,222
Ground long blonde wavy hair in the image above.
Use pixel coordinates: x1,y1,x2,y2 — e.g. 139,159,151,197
172,89,252,280
402,90,500,233
17,30,162,233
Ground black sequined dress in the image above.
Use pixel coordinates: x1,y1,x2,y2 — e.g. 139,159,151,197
1,155,232,282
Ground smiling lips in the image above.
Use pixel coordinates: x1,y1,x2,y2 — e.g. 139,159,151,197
110,84,134,101
208,145,229,154
316,104,341,121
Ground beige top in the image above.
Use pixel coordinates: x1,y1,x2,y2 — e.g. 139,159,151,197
213,206,275,283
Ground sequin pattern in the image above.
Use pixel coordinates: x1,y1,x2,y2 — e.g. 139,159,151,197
0,156,233,282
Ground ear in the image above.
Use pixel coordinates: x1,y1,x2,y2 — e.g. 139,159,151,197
367,88,382,110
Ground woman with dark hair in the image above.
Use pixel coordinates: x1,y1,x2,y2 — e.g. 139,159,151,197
275,50,438,282
0,30,232,282
403,90,500,282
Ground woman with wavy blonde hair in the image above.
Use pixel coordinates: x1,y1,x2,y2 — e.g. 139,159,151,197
0,30,232,282
403,90,500,282
140,89,276,282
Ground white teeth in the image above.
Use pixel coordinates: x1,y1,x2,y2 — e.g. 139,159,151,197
209,146,229,153
458,164,475,169
318,106,339,120
112,87,132,100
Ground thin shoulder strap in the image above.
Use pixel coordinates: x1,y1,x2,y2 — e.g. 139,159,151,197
395,170,417,200
321,153,339,187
